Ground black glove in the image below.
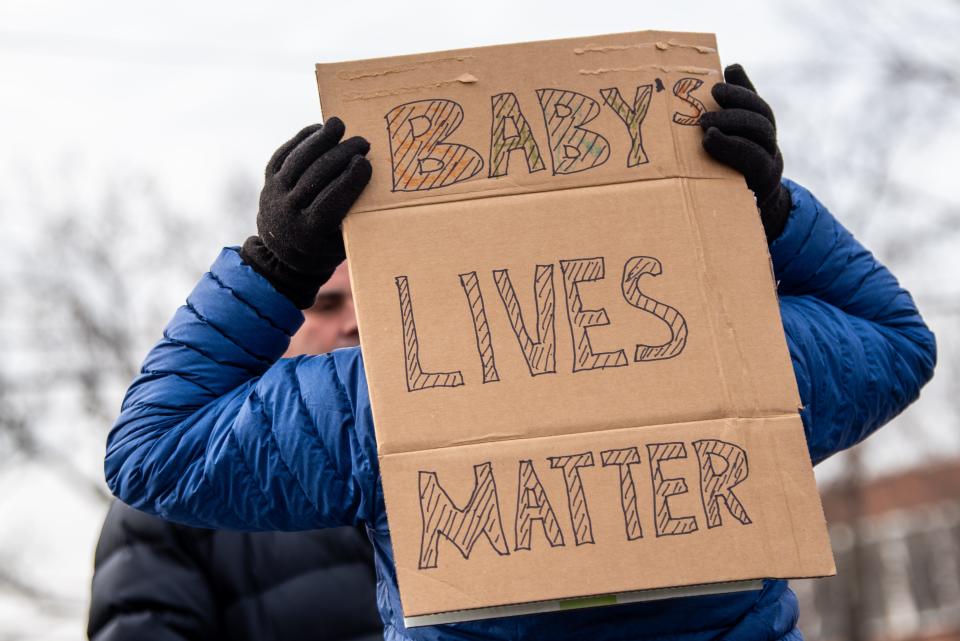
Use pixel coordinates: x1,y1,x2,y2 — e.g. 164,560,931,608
700,64,791,243
240,117,372,308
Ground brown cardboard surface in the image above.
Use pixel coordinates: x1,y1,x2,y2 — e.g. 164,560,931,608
383,416,833,616
315,30,835,621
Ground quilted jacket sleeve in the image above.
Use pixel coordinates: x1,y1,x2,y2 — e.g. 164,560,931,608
104,248,377,530
774,180,937,464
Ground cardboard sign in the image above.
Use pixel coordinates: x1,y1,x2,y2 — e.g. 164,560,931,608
315,30,835,626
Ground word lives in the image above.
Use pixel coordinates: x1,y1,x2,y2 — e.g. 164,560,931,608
418,439,752,569
385,78,706,191
396,255,688,391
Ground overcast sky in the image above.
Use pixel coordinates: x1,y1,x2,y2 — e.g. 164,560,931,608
0,0,810,216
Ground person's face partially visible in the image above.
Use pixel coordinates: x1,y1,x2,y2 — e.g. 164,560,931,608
284,262,358,357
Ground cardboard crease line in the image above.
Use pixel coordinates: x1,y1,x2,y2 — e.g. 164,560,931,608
376,412,802,459
342,73,479,102
578,65,717,76
573,39,717,55
333,55,476,81
346,173,736,216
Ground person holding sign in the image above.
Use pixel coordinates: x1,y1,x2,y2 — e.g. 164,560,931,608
103,64,935,641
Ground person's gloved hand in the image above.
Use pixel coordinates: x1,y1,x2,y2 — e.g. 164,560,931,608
240,118,372,308
700,64,791,243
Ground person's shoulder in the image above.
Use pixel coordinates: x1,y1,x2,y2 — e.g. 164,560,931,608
101,499,175,542
96,500,210,562
288,347,366,410
329,346,367,391
329,345,363,364
291,346,364,378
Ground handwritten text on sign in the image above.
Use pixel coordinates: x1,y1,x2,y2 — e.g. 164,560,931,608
385,78,706,191
396,255,687,391
418,438,751,569
378,75,741,573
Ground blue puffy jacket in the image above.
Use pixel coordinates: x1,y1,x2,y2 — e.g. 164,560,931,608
106,180,936,641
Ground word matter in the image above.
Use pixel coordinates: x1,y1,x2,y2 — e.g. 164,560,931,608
418,438,752,569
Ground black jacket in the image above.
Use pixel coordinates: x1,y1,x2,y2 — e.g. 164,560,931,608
88,500,383,641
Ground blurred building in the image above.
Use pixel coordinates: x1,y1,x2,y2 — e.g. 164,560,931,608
796,460,960,641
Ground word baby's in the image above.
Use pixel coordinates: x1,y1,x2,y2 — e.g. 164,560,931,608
385,78,706,191
396,255,688,391
418,438,752,569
